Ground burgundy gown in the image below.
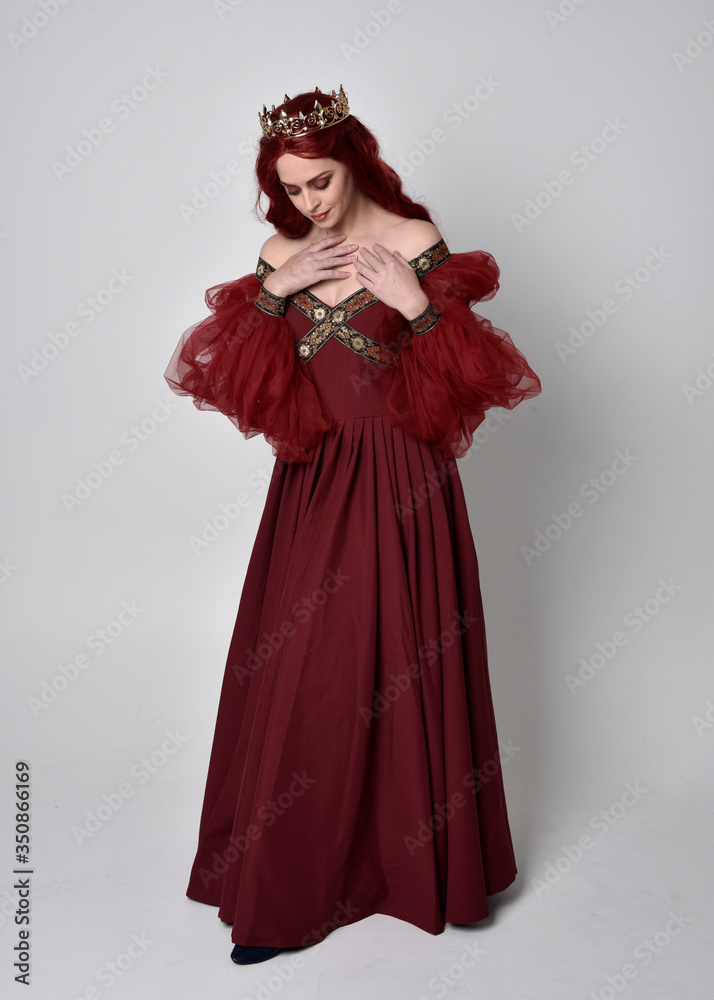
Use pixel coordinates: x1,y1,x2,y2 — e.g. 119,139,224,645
165,237,541,948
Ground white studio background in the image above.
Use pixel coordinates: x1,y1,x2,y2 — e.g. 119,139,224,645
1,0,712,997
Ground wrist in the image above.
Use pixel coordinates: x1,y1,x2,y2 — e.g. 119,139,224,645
255,283,287,317
405,299,442,336
262,273,287,297
401,291,430,322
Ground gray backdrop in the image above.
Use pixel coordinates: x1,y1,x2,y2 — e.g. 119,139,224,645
2,0,712,997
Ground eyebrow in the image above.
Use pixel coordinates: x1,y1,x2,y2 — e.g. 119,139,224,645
278,170,331,189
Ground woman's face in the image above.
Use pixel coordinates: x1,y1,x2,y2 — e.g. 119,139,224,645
275,154,355,229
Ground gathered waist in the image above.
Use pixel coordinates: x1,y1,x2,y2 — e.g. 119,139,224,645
329,410,391,421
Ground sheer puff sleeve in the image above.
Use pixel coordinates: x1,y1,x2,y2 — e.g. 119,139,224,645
164,271,333,463
384,250,542,460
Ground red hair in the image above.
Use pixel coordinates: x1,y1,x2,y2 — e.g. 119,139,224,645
253,89,435,238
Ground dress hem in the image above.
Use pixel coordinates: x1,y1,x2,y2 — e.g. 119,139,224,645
185,866,518,946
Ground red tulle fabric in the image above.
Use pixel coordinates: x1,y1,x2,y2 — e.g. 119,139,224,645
164,273,334,463
166,251,541,463
380,250,542,460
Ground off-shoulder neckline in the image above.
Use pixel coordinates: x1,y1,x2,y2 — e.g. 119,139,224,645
255,237,451,313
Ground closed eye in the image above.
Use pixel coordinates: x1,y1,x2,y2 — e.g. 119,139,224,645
286,180,330,196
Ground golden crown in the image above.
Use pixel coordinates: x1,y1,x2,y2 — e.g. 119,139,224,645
258,84,350,139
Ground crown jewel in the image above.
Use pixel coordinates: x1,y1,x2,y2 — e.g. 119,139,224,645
258,84,350,139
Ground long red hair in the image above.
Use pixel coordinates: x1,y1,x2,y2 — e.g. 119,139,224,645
254,89,435,238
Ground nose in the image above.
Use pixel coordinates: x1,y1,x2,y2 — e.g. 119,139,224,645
293,188,319,211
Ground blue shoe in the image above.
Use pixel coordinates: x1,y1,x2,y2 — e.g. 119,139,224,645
230,944,282,965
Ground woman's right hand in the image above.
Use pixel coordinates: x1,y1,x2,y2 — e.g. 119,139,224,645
262,234,359,298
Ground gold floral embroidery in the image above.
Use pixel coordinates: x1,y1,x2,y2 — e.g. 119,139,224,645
254,238,451,365
408,301,442,336
254,285,287,317
287,287,399,366
411,239,451,274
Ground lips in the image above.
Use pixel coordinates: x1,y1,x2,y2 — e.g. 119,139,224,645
311,209,330,220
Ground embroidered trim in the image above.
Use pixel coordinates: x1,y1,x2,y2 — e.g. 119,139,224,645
254,238,451,364
288,287,400,367
254,285,287,317
410,239,451,275
255,260,274,280
408,301,442,336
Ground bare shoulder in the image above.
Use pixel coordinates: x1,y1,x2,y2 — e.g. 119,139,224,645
259,232,317,267
391,218,444,260
258,233,292,268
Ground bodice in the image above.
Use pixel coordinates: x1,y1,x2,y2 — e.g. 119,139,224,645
254,239,451,419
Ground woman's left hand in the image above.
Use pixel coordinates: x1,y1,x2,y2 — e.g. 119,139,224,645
354,244,429,319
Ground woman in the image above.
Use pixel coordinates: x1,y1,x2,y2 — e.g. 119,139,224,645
165,84,541,966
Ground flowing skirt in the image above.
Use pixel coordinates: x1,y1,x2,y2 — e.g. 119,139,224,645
186,414,517,947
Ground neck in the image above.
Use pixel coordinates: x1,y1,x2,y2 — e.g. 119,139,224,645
318,186,382,240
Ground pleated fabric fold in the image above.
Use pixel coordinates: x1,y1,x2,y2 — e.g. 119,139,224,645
185,415,517,946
